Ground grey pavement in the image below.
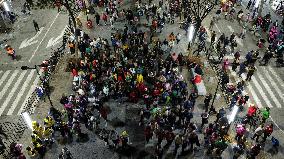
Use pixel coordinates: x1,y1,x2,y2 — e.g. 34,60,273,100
0,0,283,159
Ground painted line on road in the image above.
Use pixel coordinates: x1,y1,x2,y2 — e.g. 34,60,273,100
28,12,60,62
247,83,263,108
214,23,221,33
267,66,284,88
7,70,36,115
17,75,40,115
0,70,11,88
262,67,284,105
0,70,27,116
251,76,273,108
0,70,19,101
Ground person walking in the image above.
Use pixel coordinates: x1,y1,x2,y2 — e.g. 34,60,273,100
246,65,256,81
200,112,209,128
102,12,108,25
174,134,182,154
210,31,216,46
248,143,261,158
251,125,263,142
261,107,270,123
33,20,40,32
260,49,273,65
209,20,214,30
232,58,240,72
246,0,252,10
176,33,181,44
95,12,100,25
204,93,212,112
262,124,273,142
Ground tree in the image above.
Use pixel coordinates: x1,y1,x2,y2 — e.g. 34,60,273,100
184,0,215,43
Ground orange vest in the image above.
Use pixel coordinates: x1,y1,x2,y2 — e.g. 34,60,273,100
7,48,14,55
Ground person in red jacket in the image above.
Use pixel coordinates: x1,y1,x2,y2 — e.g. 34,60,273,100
247,104,257,122
262,124,273,142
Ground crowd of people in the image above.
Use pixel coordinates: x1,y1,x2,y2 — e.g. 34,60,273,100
3,0,283,158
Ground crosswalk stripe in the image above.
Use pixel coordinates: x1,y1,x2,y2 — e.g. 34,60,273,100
0,70,11,88
0,71,27,116
250,75,273,108
17,76,40,115
247,84,263,108
254,72,282,108
262,67,284,107
7,70,36,115
0,70,19,101
267,66,284,88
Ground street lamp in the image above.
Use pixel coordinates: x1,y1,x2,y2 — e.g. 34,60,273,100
21,65,54,107
187,24,195,43
22,112,33,130
21,65,40,75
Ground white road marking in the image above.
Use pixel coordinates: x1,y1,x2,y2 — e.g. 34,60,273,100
19,27,45,49
0,71,27,116
17,76,40,115
255,72,282,108
7,70,36,115
214,23,221,33
267,66,284,88
0,70,11,87
247,84,263,108
46,25,68,48
0,70,19,101
262,67,284,106
227,25,234,32
29,12,60,62
250,76,273,108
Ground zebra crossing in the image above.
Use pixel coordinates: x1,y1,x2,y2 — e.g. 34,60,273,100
239,66,284,109
0,69,39,116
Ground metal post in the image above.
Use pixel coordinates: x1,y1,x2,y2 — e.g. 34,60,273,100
44,81,54,107
34,65,40,75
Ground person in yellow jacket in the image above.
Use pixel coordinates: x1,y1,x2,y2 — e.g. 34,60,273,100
26,146,37,158
44,116,55,128
32,121,43,138
42,127,54,139
136,74,143,83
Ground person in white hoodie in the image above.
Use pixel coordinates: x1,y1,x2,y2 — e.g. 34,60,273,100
251,125,263,142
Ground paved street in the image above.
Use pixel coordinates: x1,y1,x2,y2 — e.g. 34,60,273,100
0,0,70,117
0,0,283,158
